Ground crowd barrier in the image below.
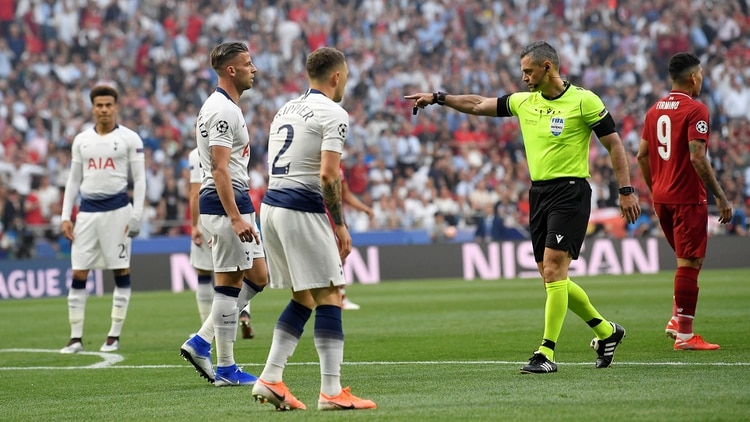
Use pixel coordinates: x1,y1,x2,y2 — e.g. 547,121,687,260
1,236,748,300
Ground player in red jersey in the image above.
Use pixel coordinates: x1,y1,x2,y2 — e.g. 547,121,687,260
637,52,733,351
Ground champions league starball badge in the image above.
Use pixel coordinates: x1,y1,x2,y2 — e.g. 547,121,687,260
216,120,229,134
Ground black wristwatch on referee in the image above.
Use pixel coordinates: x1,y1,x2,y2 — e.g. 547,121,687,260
618,186,635,195
432,91,447,106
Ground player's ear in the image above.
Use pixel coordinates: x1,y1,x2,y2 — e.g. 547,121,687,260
331,70,340,87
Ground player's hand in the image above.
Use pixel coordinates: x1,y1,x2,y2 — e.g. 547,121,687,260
717,197,733,224
61,220,74,241
364,206,374,219
234,218,260,245
619,194,641,224
404,92,434,112
334,224,351,261
126,217,141,238
191,225,203,246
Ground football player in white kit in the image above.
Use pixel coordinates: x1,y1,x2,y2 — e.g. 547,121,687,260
252,47,376,411
187,147,214,322
179,42,267,387
59,84,146,354
187,147,253,336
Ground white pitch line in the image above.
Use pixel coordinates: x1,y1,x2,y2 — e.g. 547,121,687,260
0,349,748,370
0,348,124,369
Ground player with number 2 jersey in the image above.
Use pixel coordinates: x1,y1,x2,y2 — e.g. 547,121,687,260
261,88,349,291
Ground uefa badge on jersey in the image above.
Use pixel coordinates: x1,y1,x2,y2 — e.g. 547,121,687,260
550,117,564,136
216,120,229,134
696,120,708,134
337,123,348,138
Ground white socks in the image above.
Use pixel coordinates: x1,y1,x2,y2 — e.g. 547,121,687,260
67,288,88,339
107,286,131,337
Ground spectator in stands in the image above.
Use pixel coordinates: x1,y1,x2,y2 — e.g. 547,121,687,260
0,0,748,252
345,151,369,196
395,120,421,176
727,199,749,236
430,211,455,243
0,151,47,196
368,158,393,200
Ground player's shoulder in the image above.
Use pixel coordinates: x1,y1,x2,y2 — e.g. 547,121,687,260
304,94,349,121
72,126,94,143
115,124,144,143
115,124,139,136
684,96,708,112
203,95,242,122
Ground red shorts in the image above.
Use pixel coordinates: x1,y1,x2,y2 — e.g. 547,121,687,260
653,203,707,259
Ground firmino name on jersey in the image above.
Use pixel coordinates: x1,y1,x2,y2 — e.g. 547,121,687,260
656,101,680,110
275,103,314,121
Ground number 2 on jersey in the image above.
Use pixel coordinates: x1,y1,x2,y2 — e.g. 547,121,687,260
656,115,671,161
271,124,294,175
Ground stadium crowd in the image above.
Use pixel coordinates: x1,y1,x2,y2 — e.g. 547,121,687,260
1,0,750,259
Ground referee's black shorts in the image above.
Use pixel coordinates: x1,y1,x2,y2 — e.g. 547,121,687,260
529,177,591,263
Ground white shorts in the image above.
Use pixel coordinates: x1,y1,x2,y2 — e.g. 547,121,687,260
71,205,132,270
200,213,264,273
189,223,214,272
260,203,344,291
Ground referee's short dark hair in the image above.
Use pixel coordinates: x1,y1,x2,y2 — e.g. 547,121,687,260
210,42,249,72
520,41,560,69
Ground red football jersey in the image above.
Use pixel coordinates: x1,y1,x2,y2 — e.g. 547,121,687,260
642,91,709,204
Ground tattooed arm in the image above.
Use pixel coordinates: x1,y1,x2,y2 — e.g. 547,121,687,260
689,140,732,224
321,150,351,259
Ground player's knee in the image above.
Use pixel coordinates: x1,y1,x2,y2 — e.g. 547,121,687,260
540,259,568,282
114,273,131,288
72,271,89,282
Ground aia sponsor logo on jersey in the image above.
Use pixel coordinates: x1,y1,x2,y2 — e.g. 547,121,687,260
87,157,116,169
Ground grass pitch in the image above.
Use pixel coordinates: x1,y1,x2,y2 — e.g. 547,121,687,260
1,269,749,421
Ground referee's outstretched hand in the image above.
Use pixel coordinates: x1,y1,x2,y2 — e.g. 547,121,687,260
404,92,435,114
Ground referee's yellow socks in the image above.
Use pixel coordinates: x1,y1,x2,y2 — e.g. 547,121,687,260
567,278,614,339
539,278,569,361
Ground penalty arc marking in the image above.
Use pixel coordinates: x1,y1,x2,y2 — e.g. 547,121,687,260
0,348,124,370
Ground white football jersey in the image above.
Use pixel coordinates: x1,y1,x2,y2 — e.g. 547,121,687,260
71,124,145,201
263,89,349,213
196,88,253,215
188,147,202,185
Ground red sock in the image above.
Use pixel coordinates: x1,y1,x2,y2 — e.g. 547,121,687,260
674,267,700,334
